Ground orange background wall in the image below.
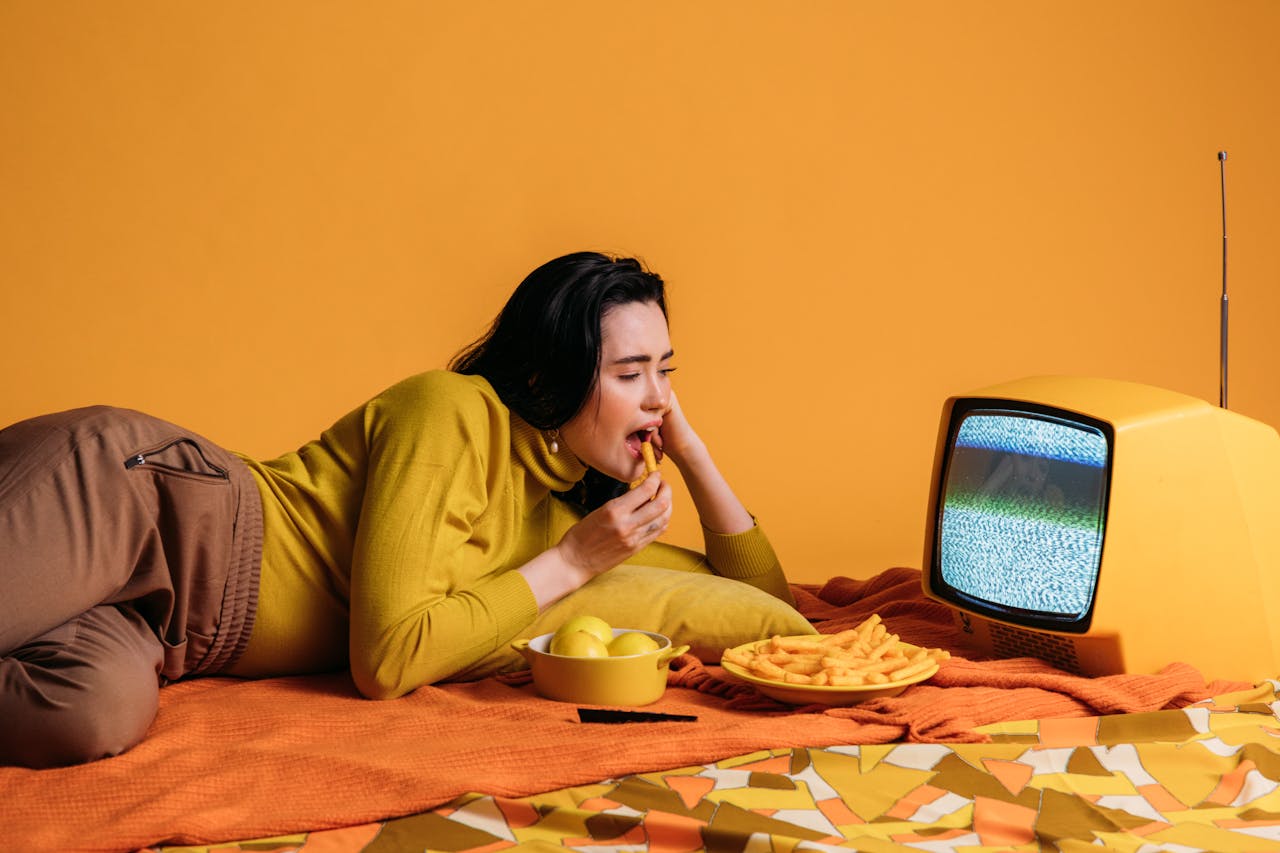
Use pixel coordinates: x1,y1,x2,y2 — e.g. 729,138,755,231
3,2,1277,584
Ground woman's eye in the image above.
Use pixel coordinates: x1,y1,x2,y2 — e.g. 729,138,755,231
617,367,675,382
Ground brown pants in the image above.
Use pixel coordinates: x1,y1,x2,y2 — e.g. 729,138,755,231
0,406,262,768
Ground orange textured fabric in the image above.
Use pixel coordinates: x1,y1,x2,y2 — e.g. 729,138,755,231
0,568,1247,852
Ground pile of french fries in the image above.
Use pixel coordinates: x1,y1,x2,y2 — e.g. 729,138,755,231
723,614,951,687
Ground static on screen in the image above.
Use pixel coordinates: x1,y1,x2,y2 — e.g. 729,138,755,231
939,412,1108,617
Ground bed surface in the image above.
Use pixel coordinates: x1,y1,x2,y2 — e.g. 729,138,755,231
4,568,1272,853
147,683,1280,852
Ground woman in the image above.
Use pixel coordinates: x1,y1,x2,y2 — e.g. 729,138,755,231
0,251,792,768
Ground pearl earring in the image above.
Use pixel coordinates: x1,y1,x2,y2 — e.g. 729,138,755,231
547,430,559,454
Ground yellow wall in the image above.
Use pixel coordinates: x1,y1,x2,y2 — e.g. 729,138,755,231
3,2,1277,584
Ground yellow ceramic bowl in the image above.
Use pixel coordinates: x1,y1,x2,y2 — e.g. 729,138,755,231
512,629,690,707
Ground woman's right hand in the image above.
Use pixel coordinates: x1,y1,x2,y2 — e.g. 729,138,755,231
519,469,672,611
555,472,672,577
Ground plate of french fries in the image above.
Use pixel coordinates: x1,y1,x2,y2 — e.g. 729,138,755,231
720,614,951,705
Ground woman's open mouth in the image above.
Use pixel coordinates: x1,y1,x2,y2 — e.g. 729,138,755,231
625,427,659,459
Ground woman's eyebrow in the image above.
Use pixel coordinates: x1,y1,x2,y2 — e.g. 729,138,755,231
611,350,675,366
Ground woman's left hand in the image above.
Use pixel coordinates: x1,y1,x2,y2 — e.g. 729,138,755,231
652,389,755,536
653,390,705,470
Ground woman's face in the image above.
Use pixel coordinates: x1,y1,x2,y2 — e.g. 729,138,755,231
559,300,673,483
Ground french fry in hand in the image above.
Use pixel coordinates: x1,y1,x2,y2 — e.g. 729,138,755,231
722,613,951,688
629,440,660,489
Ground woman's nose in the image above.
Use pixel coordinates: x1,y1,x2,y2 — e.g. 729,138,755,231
645,379,668,411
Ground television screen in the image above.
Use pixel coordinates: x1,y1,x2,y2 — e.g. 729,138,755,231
934,401,1112,629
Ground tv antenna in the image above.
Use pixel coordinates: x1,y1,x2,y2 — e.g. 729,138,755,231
1218,150,1229,409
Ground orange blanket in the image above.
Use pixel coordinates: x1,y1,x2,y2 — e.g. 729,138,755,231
1,568,1247,852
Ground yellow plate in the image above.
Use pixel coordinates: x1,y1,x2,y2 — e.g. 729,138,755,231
720,636,940,705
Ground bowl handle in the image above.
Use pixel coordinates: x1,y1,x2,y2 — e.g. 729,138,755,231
511,638,534,663
656,644,690,667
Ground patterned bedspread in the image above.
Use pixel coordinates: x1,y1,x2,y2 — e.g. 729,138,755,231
151,680,1280,853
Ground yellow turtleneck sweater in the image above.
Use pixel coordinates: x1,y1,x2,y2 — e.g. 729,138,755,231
227,371,788,699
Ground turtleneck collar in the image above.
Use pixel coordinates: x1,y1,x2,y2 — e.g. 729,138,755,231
510,416,587,492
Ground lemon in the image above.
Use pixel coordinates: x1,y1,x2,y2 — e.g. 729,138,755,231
608,631,661,657
548,630,609,658
552,614,613,646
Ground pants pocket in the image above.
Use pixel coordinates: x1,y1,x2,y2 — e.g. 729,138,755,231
123,437,229,483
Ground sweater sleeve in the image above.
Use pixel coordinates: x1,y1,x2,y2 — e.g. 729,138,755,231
626,518,795,606
347,374,539,700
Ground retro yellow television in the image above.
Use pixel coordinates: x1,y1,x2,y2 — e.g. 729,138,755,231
921,375,1280,682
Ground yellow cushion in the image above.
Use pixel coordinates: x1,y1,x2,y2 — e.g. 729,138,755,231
455,565,815,680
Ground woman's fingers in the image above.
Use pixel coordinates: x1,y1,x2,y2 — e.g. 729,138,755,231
637,478,672,540
617,477,672,549
560,477,672,574
618,475,668,534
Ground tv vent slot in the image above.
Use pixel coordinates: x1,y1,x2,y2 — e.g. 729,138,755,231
989,622,1082,674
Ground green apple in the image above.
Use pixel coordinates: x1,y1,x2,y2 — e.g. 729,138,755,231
549,630,609,658
552,614,613,646
608,631,661,657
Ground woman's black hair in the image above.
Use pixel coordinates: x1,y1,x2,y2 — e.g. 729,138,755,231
450,251,668,510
